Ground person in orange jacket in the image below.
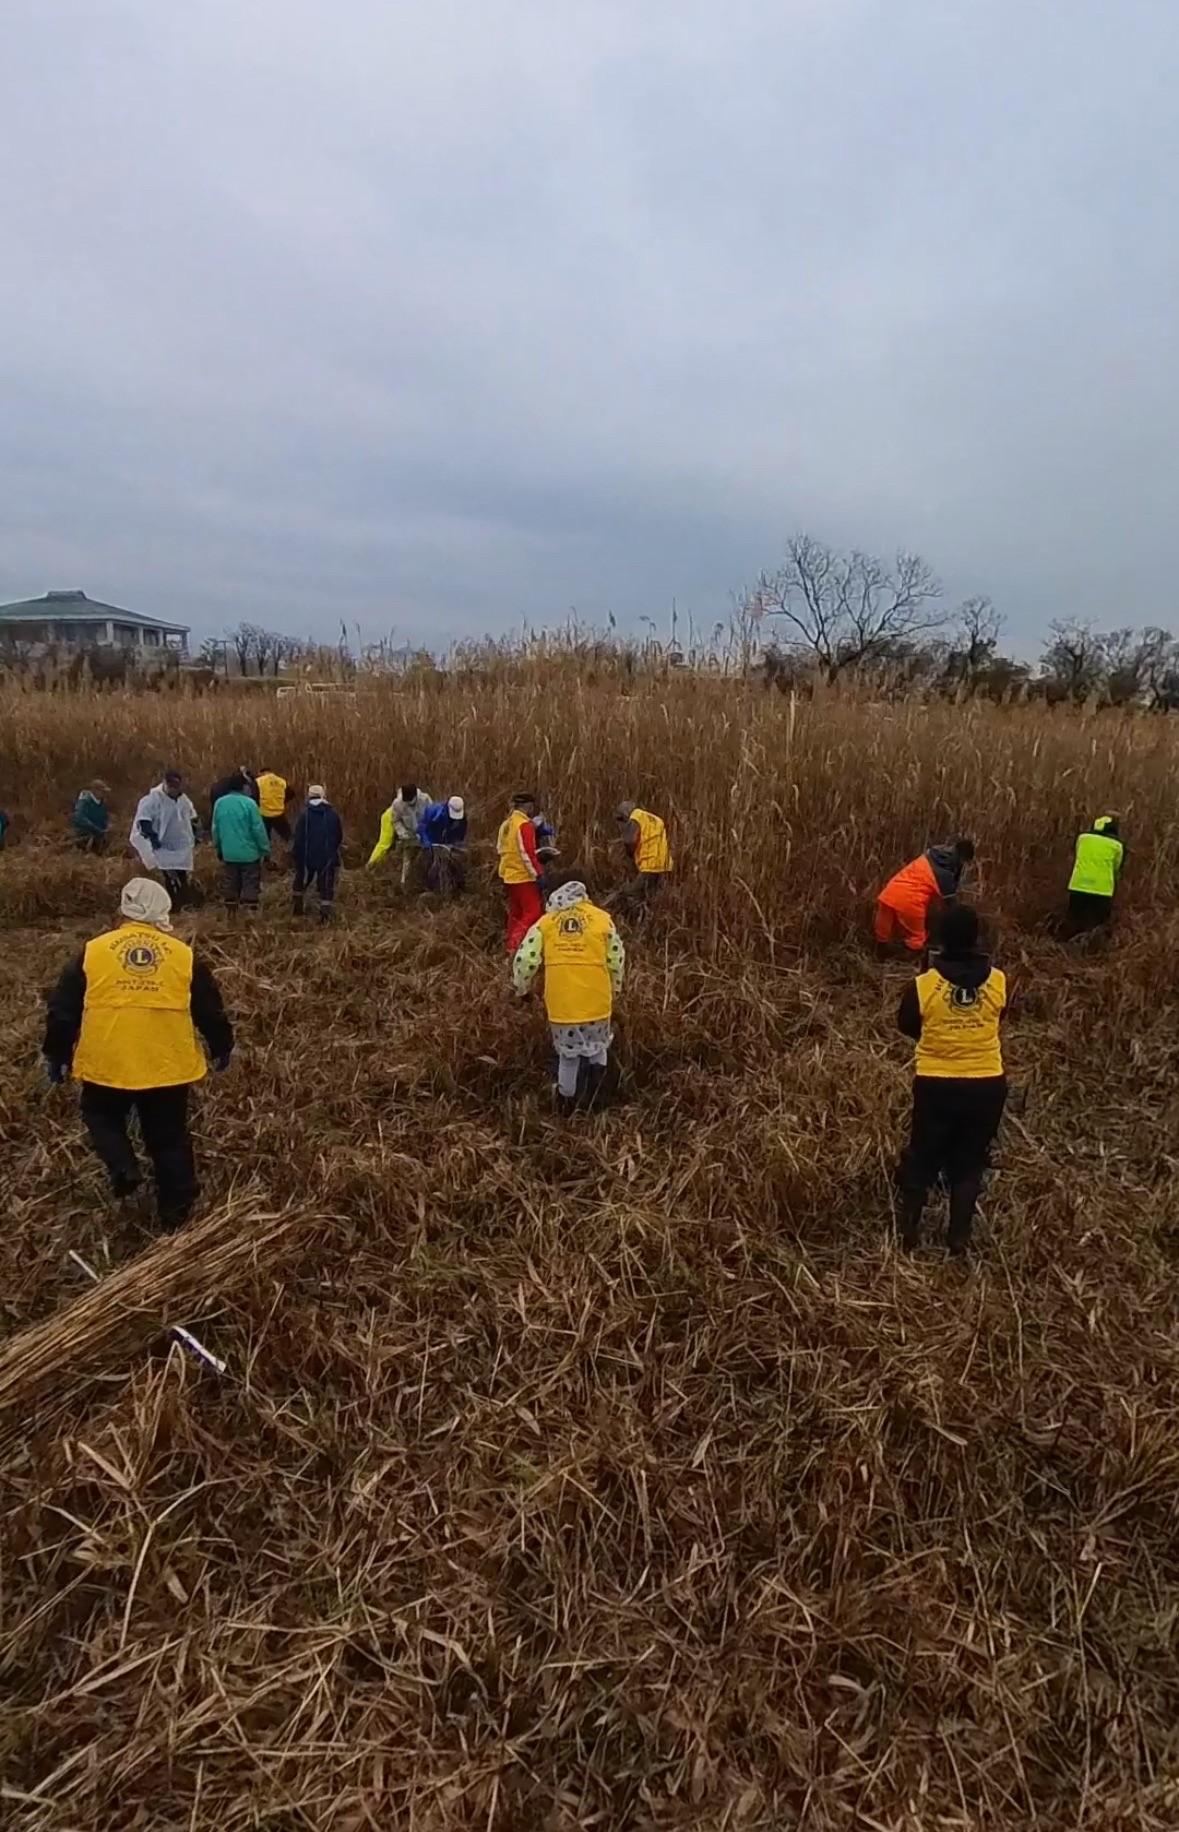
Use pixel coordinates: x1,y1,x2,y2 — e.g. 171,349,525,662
875,838,974,955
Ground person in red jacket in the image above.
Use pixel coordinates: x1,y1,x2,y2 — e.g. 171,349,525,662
875,838,974,955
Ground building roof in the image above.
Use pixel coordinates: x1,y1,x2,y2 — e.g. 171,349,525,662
0,590,189,635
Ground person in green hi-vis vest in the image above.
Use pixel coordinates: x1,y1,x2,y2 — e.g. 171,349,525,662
1066,815,1124,935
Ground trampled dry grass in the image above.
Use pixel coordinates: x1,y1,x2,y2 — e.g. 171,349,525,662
2,671,1179,1829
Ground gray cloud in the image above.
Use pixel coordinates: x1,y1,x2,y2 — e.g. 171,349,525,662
2,0,1176,648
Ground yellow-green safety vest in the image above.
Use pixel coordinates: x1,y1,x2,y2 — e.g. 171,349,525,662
1068,831,1123,898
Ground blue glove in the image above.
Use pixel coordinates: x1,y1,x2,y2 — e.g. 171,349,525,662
212,1052,233,1073
45,1060,67,1086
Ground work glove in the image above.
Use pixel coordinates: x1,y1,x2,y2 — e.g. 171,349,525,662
212,1052,233,1073
45,1060,67,1086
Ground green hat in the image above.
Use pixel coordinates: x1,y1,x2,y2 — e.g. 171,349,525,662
1093,814,1117,833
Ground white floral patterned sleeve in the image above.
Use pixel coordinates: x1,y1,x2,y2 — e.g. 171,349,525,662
512,922,545,994
606,924,625,994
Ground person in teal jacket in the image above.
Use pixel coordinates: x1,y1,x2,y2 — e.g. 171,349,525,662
211,773,270,914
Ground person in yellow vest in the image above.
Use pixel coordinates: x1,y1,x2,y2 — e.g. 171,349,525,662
512,873,625,1113
895,904,1007,1256
615,801,673,912
1066,814,1124,935
498,791,544,953
42,878,233,1232
255,766,291,848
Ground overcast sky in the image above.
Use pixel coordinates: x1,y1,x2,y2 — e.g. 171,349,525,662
2,0,1175,652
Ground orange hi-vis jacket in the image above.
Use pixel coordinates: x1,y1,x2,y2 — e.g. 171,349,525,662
879,852,940,919
71,924,207,1090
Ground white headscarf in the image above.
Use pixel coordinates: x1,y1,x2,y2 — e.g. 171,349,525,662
546,879,587,912
120,877,173,931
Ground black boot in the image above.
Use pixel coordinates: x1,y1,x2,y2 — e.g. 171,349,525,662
577,1061,608,1110
292,894,305,917
947,1175,983,1256
898,1189,924,1251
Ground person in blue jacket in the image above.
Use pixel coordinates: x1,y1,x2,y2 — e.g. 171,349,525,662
418,795,467,894
292,784,344,921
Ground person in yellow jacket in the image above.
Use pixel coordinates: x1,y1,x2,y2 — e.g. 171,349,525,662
42,878,233,1232
1066,814,1124,935
615,800,673,913
498,791,544,953
255,767,291,845
512,873,625,1112
895,904,1007,1255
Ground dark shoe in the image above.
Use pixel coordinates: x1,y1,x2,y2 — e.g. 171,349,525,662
947,1177,981,1257
577,1062,608,1110
292,897,305,917
111,1173,142,1200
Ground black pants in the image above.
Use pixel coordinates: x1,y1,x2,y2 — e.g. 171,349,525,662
293,860,337,916
898,1076,1007,1250
1066,890,1112,935
161,869,190,907
74,832,108,855
80,1083,197,1231
221,861,262,908
263,814,291,844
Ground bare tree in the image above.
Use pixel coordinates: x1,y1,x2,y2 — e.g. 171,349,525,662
750,534,945,681
1101,625,1176,709
197,636,228,675
227,622,258,677
1039,619,1105,703
251,627,277,675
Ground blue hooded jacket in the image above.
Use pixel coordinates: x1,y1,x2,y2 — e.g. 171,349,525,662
418,801,468,848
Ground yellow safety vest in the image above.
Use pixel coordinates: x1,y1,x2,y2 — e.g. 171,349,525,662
72,924,207,1090
497,810,535,884
1068,831,1123,898
536,901,615,1024
256,772,287,818
914,968,1006,1080
632,808,672,874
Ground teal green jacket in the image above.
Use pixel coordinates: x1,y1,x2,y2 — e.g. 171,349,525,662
212,791,270,864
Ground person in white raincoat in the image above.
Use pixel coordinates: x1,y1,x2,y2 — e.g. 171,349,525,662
130,770,200,906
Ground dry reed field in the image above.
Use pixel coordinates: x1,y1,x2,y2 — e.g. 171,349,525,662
3,667,1179,1830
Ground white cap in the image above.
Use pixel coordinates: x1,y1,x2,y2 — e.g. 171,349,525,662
308,784,326,800
447,795,464,818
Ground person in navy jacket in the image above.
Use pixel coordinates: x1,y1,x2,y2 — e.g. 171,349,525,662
292,785,344,921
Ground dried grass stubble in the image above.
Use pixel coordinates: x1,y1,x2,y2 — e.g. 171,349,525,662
3,689,1179,1825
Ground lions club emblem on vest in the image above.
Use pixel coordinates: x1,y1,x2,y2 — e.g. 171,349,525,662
950,984,978,1009
122,942,160,973
559,914,584,936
